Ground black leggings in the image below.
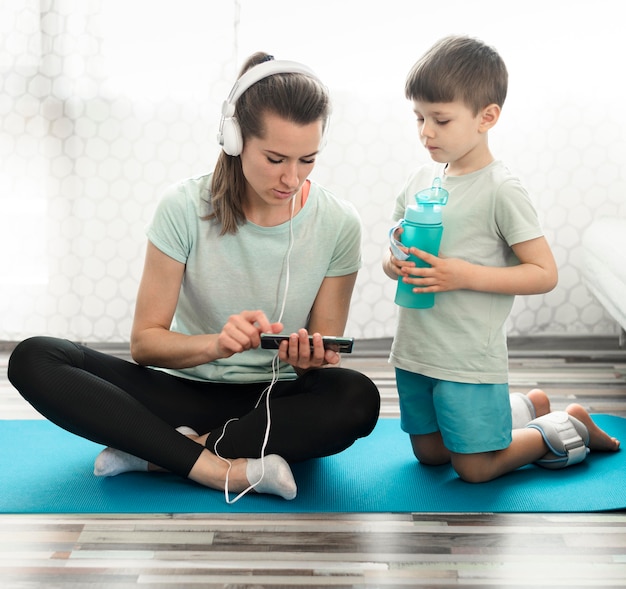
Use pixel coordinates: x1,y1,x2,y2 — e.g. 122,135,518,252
8,336,380,478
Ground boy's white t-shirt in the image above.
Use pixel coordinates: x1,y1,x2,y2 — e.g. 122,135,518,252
147,173,362,383
389,160,544,384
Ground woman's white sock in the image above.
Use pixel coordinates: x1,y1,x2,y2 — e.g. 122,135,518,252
245,454,297,500
93,447,148,477
92,428,297,501
93,426,199,477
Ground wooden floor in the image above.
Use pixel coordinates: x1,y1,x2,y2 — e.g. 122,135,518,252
1,337,626,588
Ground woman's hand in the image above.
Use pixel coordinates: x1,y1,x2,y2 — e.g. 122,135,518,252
216,311,283,359
276,328,340,371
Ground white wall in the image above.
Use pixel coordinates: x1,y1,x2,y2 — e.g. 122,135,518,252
1,0,624,342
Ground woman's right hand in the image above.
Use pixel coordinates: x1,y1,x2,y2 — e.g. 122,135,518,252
215,311,283,359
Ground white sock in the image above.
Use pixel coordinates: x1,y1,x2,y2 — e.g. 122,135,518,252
93,426,199,477
245,454,297,500
175,426,199,437
93,447,148,477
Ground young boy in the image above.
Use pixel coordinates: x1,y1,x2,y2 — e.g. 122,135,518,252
383,35,619,482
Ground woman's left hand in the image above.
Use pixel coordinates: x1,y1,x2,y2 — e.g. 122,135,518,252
277,328,340,371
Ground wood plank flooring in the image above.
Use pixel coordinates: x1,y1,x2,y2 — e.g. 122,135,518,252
1,337,625,588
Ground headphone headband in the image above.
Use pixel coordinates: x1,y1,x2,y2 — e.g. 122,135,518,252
222,60,320,118
218,59,322,156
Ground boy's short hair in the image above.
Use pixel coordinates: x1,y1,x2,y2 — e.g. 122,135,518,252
405,36,508,115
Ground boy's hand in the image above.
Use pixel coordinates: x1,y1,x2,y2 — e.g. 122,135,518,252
384,226,415,280
400,248,470,292
385,248,414,278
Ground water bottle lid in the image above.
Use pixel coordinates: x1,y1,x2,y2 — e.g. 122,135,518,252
405,203,443,224
404,177,448,224
416,177,449,205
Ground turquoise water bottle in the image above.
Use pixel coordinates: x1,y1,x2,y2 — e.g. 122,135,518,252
391,178,449,309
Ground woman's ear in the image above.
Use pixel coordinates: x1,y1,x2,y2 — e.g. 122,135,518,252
479,103,501,132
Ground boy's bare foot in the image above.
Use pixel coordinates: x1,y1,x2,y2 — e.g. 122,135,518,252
527,388,551,418
566,403,621,452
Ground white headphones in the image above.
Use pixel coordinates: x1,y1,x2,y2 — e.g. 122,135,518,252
217,59,322,157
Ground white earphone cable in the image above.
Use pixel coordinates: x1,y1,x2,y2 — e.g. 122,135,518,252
216,193,297,503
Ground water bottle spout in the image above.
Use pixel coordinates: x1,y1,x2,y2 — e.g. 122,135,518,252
415,177,449,205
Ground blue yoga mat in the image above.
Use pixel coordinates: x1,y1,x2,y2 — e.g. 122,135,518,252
1,416,625,513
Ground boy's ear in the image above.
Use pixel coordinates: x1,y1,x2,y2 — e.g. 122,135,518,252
479,104,501,132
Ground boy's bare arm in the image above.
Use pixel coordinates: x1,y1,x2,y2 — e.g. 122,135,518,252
394,236,558,296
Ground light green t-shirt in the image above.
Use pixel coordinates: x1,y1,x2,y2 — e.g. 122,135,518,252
389,161,544,384
147,173,362,383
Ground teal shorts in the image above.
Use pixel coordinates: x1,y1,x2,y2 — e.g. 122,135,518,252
395,368,512,454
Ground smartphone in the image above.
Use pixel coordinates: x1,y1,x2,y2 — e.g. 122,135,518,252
260,333,354,354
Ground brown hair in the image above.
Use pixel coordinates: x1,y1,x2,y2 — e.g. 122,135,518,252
208,52,330,234
405,36,508,115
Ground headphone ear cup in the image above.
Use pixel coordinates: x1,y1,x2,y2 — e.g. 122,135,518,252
219,60,323,157
220,116,243,156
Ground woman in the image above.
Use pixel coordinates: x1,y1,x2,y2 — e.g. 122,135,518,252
8,52,380,501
